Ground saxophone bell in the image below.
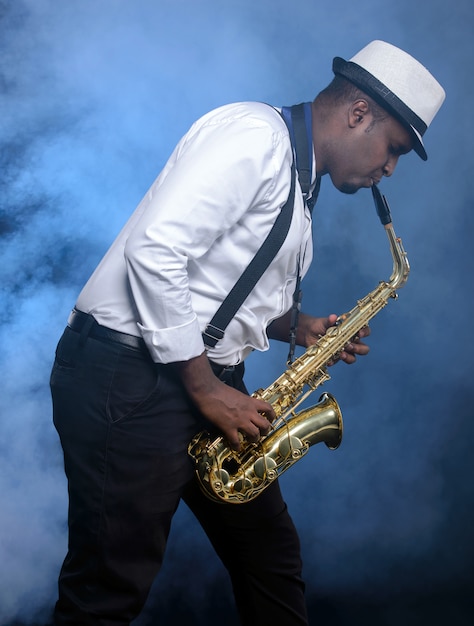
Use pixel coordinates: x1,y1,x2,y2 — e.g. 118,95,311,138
189,392,343,504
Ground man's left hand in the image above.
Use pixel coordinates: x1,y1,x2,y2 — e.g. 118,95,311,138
299,313,371,365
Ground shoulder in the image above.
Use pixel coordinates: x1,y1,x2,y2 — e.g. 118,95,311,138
179,102,291,169
190,102,288,138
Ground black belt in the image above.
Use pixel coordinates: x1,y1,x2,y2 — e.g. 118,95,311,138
67,308,147,351
67,309,244,381
209,360,245,381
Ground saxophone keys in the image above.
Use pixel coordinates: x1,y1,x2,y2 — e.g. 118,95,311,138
233,477,253,494
254,455,278,480
210,468,230,489
279,435,306,460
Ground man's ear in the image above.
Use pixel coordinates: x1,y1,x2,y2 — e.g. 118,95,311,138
348,99,370,128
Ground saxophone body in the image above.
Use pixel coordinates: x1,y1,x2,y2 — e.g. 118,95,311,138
188,186,410,503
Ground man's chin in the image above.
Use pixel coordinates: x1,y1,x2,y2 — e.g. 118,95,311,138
337,182,359,195
330,173,368,195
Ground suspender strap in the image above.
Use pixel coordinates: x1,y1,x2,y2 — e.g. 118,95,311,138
202,103,313,349
281,103,312,197
282,102,320,212
203,156,296,348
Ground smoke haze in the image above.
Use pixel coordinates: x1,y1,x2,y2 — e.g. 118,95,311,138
1,1,473,624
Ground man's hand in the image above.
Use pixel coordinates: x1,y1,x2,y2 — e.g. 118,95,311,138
268,311,371,364
171,352,274,450
301,313,370,364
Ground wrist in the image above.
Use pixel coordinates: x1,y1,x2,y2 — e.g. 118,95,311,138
295,312,312,347
170,352,218,401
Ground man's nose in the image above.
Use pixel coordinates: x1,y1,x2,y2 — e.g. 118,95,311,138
383,155,399,177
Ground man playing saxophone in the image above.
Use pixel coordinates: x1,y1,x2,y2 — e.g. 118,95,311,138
51,41,445,625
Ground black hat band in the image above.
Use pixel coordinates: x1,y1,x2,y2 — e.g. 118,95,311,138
333,57,428,137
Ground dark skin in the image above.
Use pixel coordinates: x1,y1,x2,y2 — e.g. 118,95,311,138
173,96,414,451
311,97,413,192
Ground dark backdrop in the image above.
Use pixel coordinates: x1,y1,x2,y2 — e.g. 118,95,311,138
1,1,473,624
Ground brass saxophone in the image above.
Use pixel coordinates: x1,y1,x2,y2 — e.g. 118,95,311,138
188,185,410,503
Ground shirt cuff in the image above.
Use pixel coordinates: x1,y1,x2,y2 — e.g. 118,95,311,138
138,316,205,364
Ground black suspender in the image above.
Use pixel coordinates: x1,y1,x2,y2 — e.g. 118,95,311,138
202,103,314,349
202,156,296,348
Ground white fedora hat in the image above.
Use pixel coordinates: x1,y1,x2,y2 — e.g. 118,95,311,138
333,40,446,160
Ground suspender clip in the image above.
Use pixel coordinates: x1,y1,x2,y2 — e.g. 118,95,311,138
203,324,225,348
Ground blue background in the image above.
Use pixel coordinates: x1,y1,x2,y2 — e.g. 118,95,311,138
1,1,473,624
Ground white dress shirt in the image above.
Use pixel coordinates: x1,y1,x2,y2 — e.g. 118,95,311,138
76,102,315,365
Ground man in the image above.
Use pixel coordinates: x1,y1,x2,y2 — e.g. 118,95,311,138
51,40,445,625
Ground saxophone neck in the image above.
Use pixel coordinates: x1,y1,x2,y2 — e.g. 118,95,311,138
372,184,410,291
384,222,410,291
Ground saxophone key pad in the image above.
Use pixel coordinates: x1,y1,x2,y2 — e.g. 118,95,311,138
253,455,277,480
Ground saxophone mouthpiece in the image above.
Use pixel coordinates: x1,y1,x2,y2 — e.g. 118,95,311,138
372,184,392,226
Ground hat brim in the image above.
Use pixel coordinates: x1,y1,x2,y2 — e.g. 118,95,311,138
333,56,427,161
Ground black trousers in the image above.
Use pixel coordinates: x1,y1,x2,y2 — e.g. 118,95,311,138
50,320,308,625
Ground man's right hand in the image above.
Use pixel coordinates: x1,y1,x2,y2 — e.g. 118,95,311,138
171,352,274,450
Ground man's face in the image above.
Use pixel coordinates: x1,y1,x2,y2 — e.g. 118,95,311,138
327,113,414,195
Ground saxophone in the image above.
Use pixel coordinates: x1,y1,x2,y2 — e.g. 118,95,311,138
188,185,410,503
